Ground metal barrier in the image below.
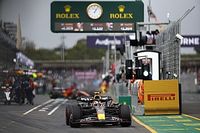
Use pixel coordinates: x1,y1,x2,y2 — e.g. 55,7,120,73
109,82,129,103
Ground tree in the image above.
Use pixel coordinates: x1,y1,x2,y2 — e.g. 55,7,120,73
194,46,200,54
23,38,106,61
65,39,106,60
23,40,36,51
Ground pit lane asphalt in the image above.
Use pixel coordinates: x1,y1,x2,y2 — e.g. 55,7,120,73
0,93,199,133
182,93,200,118
0,94,150,133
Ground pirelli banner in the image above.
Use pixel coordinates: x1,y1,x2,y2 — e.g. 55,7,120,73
144,80,180,115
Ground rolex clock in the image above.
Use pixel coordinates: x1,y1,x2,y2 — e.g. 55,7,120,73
87,3,103,19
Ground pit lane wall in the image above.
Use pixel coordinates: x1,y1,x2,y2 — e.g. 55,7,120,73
109,82,128,103
109,79,180,115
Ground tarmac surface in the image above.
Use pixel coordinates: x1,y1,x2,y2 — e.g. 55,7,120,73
0,92,199,133
0,94,150,133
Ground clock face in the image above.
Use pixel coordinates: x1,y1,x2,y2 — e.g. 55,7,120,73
87,3,103,20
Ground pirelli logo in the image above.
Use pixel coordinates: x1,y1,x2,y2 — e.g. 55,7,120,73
147,93,176,101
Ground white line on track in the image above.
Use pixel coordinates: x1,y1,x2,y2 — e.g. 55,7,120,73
23,99,54,116
38,109,47,112
47,99,68,116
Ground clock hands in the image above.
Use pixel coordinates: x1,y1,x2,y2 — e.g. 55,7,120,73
93,7,98,13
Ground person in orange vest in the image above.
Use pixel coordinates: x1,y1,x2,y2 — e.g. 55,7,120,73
130,71,136,84
138,80,144,104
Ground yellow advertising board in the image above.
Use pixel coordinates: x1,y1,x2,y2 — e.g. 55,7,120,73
144,80,180,115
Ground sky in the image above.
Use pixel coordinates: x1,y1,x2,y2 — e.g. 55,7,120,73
0,0,200,50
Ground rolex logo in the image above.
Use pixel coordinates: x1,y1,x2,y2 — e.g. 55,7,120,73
118,5,125,13
110,4,132,19
64,5,71,13
56,5,79,19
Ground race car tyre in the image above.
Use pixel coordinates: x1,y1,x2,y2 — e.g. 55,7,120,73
7,101,11,105
65,104,73,125
49,93,56,99
65,105,69,125
119,105,132,127
4,100,11,105
49,94,53,99
69,105,82,128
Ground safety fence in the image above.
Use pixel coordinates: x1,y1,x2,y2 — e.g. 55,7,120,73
156,22,181,80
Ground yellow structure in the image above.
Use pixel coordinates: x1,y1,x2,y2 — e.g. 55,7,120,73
144,80,180,115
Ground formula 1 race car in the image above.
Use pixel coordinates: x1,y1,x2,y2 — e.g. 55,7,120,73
65,92,132,128
0,84,13,105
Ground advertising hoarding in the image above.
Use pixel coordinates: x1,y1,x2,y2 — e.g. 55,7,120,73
144,80,180,115
87,35,129,48
181,35,200,47
51,1,144,32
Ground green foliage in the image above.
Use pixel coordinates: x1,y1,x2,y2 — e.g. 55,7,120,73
194,46,200,54
24,48,60,60
181,54,200,59
65,39,106,60
24,39,106,60
23,40,36,50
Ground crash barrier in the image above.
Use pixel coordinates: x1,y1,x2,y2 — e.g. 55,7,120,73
109,82,131,107
118,95,131,107
144,80,180,115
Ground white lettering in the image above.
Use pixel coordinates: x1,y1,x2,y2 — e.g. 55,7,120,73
95,38,121,46
189,38,195,45
61,27,73,30
92,27,103,31
121,27,132,31
195,38,199,45
181,37,200,46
